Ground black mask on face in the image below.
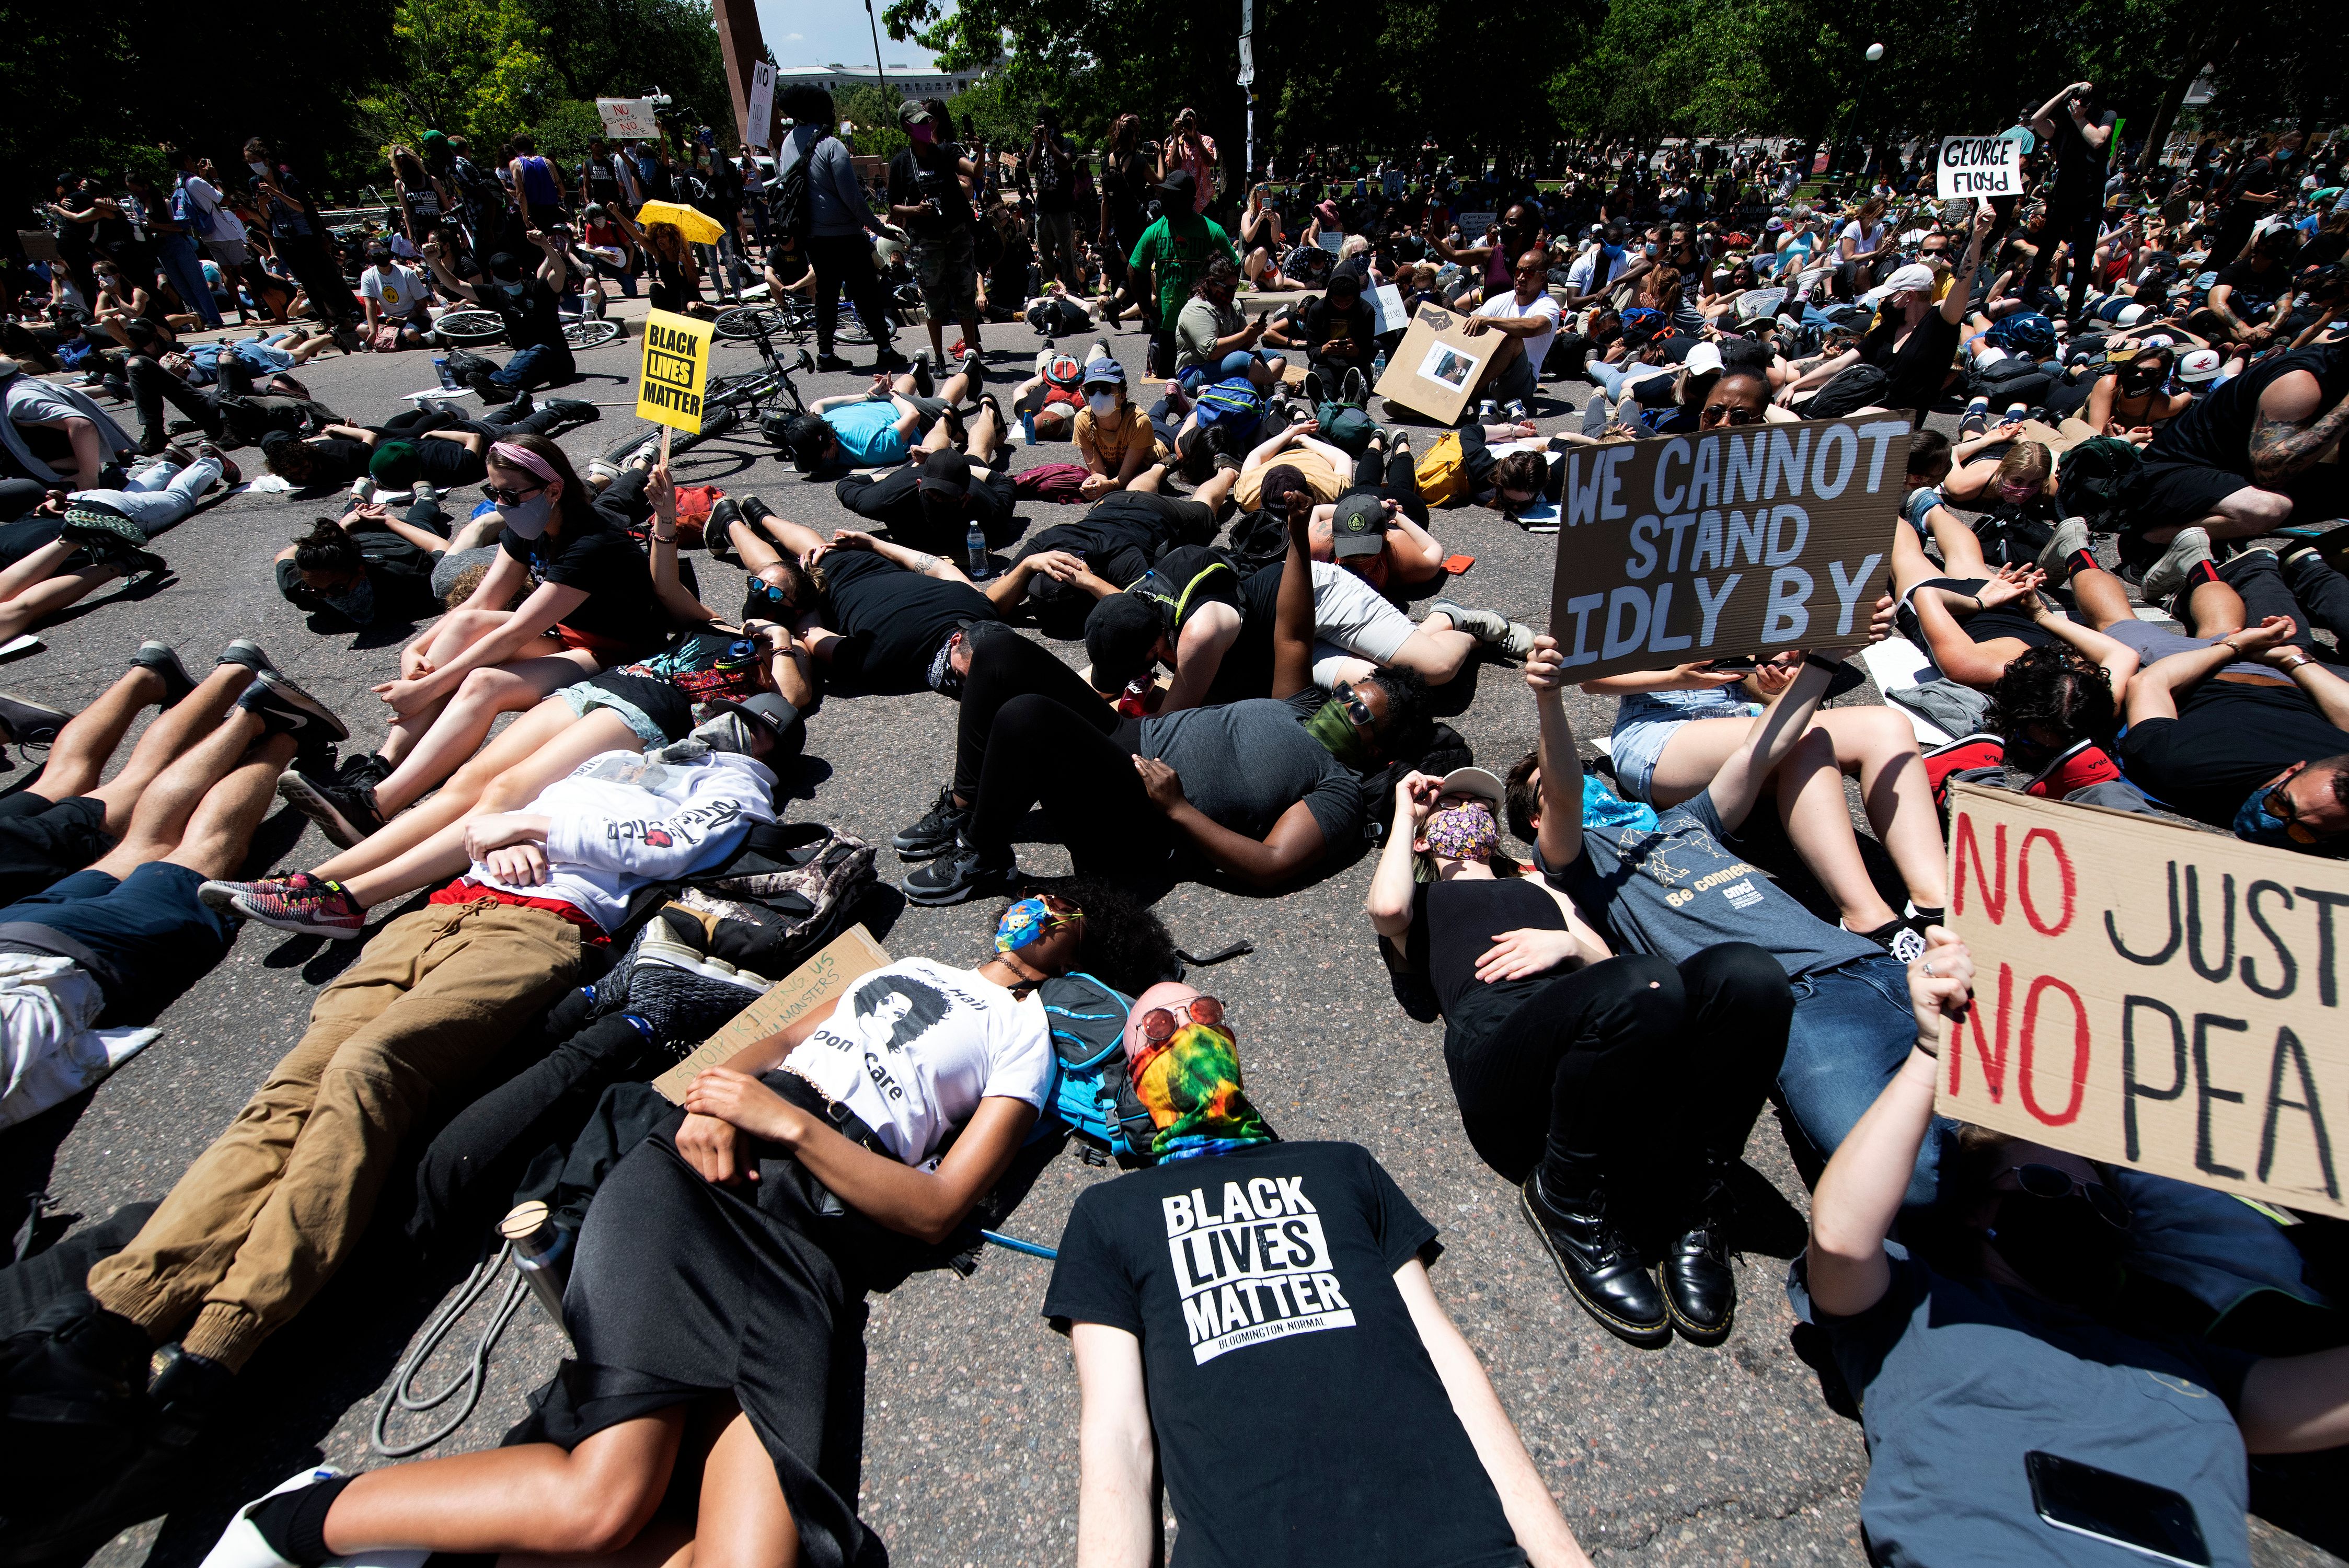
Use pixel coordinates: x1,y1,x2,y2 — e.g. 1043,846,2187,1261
2120,366,2164,394
1986,1192,2128,1310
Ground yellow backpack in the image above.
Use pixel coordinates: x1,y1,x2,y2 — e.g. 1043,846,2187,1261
1414,432,1472,508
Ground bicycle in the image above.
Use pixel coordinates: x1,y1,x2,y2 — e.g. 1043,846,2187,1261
433,308,624,350
713,291,872,346
598,303,813,469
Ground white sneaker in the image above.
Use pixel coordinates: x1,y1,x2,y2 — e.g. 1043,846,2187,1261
2136,525,2214,603
201,1467,343,1568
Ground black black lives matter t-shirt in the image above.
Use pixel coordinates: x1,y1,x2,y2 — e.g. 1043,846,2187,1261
1042,1142,1524,1568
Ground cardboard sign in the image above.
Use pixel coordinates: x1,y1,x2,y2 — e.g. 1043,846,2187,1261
636,308,715,433
597,98,661,141
1544,414,1910,680
1368,282,1408,336
1937,136,2022,200
652,925,892,1102
1457,210,1498,240
1373,301,1522,425
746,61,776,152
1939,787,2349,1218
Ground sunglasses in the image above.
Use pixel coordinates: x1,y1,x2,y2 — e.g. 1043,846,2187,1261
1332,681,1376,727
1139,994,1226,1043
1999,1162,2131,1228
2262,783,2325,843
1701,403,1765,426
481,480,546,507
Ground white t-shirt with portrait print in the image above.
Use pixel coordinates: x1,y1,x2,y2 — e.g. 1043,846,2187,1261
781,957,1052,1169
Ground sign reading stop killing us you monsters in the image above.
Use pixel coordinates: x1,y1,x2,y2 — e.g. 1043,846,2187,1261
1937,135,2023,199
1939,784,2349,1219
1545,415,1910,681
636,308,713,435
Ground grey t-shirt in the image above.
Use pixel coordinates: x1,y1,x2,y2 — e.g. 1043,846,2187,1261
1141,688,1364,846
2101,618,2282,683
1540,788,1879,980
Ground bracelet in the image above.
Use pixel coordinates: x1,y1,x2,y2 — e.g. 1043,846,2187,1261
650,527,677,542
2280,652,2314,672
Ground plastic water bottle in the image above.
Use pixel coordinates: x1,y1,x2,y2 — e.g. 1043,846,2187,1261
1372,348,1388,383
433,355,458,391
966,520,989,580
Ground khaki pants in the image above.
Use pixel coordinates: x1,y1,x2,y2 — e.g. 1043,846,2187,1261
89,897,584,1369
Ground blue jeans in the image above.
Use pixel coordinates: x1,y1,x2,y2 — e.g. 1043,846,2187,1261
491,342,565,393
1779,953,1946,1206
157,234,223,329
0,862,234,1012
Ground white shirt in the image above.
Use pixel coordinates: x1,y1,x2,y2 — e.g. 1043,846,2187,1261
0,953,156,1131
179,173,246,246
1473,286,1562,377
360,263,430,316
784,957,1052,1168
1567,243,1627,297
1840,220,1884,260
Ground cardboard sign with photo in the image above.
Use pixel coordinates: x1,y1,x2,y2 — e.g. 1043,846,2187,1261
1940,785,2349,1219
1544,414,1911,681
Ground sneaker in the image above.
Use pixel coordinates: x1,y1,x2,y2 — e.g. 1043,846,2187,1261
1959,395,1990,437
60,503,147,555
2024,737,2122,799
2004,402,2030,423
1518,1175,1670,1348
0,691,71,746
1302,371,1329,409
1660,1168,1737,1345
901,839,1020,906
465,368,501,401
132,640,197,707
205,872,369,937
2136,525,2214,603
959,348,984,385
893,785,971,860
872,348,912,373
194,440,241,488
333,750,393,790
706,497,744,560
909,348,936,400
238,671,350,743
623,946,766,1053
198,1465,351,1568
146,1341,235,1449
1430,598,1535,658
275,771,381,848
2036,517,2090,580
1340,366,1368,409
217,638,278,675
542,397,600,430
1922,731,2006,811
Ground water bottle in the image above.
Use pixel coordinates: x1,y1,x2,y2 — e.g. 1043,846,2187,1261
1372,348,1388,381
966,520,989,580
433,354,458,391
501,1201,573,1334
1020,407,1038,445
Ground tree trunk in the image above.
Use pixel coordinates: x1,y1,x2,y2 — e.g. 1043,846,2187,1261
2138,14,2233,169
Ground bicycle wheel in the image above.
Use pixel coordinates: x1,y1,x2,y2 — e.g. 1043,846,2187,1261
434,309,505,346
563,317,623,349
834,304,873,345
714,305,784,341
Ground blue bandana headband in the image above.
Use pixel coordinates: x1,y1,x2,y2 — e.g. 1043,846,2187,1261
1581,775,1660,834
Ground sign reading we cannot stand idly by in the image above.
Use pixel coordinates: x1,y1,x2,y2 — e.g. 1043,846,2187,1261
1940,785,2349,1218
1545,415,1912,681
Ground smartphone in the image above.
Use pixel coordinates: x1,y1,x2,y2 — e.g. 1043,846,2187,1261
2024,1451,2211,1567
1705,655,1759,674
1441,553,1476,575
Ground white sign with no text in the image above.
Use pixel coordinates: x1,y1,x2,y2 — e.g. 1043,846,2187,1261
1937,136,2022,200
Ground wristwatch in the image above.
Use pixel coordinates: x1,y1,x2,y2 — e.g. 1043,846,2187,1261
1801,652,1845,675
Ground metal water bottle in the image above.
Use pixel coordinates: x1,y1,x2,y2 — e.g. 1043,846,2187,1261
501,1200,572,1332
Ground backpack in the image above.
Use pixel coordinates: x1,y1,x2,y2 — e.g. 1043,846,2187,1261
169,176,216,238
1805,363,1890,419
1414,431,1474,506
1314,402,1377,456
1038,972,1154,1159
2057,435,2148,535
662,822,879,975
1130,548,1239,626
1191,376,1264,433
775,132,819,242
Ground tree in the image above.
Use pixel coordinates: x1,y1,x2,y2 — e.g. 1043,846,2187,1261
359,0,563,153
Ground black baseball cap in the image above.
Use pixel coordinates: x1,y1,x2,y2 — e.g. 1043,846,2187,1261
706,692,804,760
916,448,972,496
1084,593,1167,693
1156,168,1197,206
1329,491,1390,558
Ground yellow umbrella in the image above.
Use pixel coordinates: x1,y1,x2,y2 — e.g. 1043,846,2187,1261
632,200,726,245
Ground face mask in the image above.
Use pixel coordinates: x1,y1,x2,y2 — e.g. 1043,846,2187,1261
1423,803,1499,861
319,575,376,626
1644,242,1659,257
911,123,936,146
499,491,554,539
1086,390,1121,416
1303,695,1375,769
1986,1192,2127,1309
248,160,271,176
2232,777,2322,849
742,578,794,625
686,711,761,755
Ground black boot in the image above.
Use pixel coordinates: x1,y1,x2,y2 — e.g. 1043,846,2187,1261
1661,1166,1738,1345
0,1298,153,1477
1519,1175,1669,1348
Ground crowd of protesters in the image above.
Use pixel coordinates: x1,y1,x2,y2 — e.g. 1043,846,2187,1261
4,77,2349,1568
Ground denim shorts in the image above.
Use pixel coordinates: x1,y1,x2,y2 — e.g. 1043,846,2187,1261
1607,690,1756,802
0,862,233,1014
559,678,674,746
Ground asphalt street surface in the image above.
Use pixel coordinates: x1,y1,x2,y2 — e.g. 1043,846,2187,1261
16,304,2333,1566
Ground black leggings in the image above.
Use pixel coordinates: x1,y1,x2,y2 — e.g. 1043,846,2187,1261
805,234,898,357
1351,441,1427,526
2224,547,2349,656
1444,942,1791,1210
952,620,1122,798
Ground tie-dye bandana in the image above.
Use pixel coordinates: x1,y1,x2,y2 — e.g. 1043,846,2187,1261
996,893,1083,952
1126,986,1273,1163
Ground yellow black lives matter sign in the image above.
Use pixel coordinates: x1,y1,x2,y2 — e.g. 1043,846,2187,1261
636,308,715,434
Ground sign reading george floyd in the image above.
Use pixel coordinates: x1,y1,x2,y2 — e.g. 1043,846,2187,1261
636,308,714,434
1939,785,2349,1219
1543,415,1910,681
1937,135,2023,199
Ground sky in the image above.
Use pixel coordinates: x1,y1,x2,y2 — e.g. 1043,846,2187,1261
755,0,945,72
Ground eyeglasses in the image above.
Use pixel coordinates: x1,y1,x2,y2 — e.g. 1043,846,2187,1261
1139,994,1226,1042
1998,1162,2131,1228
481,480,546,507
1701,403,1765,426
1332,681,1376,727
2262,783,2325,843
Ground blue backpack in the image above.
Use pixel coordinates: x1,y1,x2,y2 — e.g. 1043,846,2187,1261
1038,972,1154,1159
169,176,217,238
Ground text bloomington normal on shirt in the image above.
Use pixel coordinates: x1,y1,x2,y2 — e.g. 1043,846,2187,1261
1164,1175,1356,1364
